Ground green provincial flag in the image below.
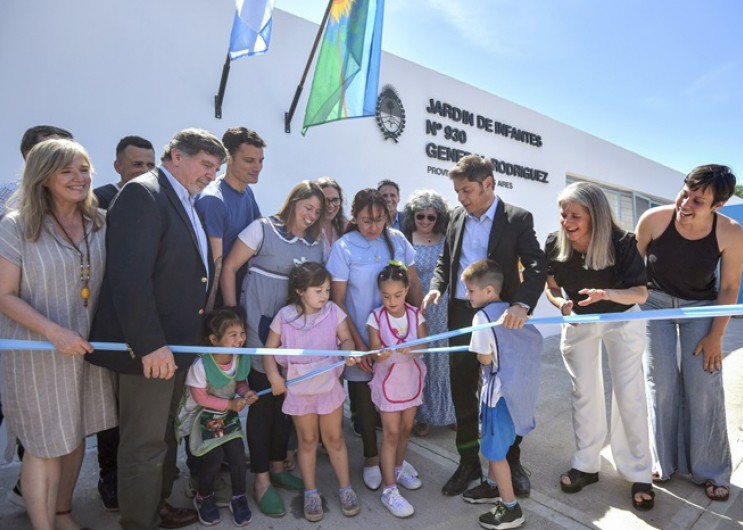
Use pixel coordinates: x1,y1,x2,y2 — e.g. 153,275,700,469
302,0,385,135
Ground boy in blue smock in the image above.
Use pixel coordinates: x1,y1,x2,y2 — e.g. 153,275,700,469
460,259,543,530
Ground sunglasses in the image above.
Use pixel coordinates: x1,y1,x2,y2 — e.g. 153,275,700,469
415,213,437,222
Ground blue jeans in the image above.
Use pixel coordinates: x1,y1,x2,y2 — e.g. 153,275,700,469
642,289,731,486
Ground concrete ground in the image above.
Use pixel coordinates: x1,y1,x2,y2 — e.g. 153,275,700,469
1,318,742,530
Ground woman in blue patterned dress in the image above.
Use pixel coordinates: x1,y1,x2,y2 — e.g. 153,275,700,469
402,190,455,435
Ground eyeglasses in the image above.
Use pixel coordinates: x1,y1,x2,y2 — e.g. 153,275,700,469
415,213,437,222
326,198,341,206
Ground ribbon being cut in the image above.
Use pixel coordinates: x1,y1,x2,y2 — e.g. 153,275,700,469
2,304,742,395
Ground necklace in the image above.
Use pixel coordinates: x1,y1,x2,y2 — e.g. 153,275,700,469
415,232,439,245
50,210,91,307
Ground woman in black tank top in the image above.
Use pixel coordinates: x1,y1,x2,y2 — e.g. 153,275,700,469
635,164,742,502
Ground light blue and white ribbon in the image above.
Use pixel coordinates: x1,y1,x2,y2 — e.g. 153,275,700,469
2,305,741,391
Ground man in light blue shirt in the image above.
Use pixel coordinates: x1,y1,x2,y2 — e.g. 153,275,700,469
424,155,546,499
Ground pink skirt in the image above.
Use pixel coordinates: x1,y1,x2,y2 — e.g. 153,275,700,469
282,378,346,416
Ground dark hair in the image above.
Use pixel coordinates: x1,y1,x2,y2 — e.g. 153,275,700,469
20,125,73,158
221,127,266,156
461,258,504,292
377,262,410,288
161,128,226,163
202,306,246,345
684,164,736,205
115,135,154,156
376,179,400,194
287,262,331,318
345,188,394,258
449,154,494,184
316,176,348,234
276,180,326,240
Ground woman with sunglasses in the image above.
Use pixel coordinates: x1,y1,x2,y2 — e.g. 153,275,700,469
402,190,456,437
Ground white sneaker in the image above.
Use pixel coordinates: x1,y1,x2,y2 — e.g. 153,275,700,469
396,466,422,490
402,460,419,478
381,486,414,518
363,465,382,490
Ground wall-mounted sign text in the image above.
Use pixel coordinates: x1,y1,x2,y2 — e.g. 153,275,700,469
425,99,543,147
423,98,549,184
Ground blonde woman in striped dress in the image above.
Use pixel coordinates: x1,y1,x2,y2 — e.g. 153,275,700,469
0,139,116,530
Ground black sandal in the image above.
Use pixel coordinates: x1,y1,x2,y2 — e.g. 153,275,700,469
703,480,730,502
560,468,599,493
631,482,655,511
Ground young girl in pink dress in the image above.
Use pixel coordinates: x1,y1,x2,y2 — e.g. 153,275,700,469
263,261,360,523
367,262,427,518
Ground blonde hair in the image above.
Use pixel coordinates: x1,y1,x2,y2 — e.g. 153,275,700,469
19,138,104,241
555,182,619,270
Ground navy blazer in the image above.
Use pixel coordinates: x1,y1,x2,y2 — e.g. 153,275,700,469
89,169,212,374
430,199,546,318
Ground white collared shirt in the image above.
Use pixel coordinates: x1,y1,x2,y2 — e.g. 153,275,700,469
455,197,499,299
161,166,209,286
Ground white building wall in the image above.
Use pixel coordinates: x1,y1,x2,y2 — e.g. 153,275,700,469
0,1,685,330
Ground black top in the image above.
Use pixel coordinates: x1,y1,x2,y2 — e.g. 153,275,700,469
646,213,720,300
545,230,646,314
93,183,119,210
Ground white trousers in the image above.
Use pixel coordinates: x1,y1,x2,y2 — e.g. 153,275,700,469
560,308,652,482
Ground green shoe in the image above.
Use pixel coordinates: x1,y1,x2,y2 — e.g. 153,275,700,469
269,471,305,491
256,485,285,517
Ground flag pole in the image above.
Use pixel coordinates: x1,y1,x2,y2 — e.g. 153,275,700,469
284,0,334,133
214,52,232,119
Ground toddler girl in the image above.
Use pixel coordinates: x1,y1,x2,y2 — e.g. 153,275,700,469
179,306,257,527
263,261,360,523
367,262,427,518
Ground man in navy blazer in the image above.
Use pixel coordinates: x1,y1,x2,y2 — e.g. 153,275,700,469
89,129,225,530
424,154,546,499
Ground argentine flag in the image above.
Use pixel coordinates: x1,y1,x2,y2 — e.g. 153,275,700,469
228,0,275,61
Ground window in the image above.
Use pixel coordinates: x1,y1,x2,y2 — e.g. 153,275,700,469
566,177,669,231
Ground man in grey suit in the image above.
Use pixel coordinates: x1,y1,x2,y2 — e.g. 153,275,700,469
89,129,225,530
423,154,546,499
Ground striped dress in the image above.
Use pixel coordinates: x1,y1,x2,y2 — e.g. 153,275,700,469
0,212,116,459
